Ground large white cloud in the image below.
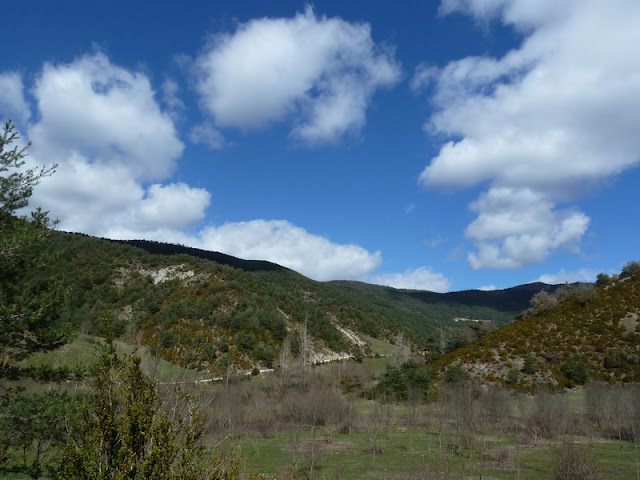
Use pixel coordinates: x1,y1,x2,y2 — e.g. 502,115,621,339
419,0,640,268
1,53,211,239
465,187,589,268
370,267,452,292
0,53,391,284
194,220,382,281
30,53,183,180
195,6,401,143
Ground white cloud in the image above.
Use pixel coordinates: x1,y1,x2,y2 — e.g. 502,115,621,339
193,220,382,281
161,78,185,112
370,266,452,292
0,72,30,127
189,122,225,149
194,6,401,143
3,53,386,283
477,284,497,291
534,268,598,285
420,0,640,268
464,187,589,269
410,63,439,92
137,183,210,231
30,53,184,180
4,53,210,240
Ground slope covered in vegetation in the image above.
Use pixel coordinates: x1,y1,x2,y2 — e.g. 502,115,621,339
25,231,559,375
431,267,640,388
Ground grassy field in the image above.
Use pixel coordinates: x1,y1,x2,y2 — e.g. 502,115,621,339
237,419,638,479
17,334,210,383
5,340,640,480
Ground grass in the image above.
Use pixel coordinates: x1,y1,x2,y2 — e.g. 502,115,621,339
18,334,102,369
17,334,210,383
239,425,640,479
8,338,640,480
365,336,396,356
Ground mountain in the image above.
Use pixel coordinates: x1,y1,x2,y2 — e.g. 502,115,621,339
330,280,565,332
33,231,561,375
430,270,640,388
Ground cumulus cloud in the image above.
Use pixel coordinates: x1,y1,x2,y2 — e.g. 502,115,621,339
1,53,386,283
465,188,589,269
419,0,640,268
194,6,401,143
137,183,211,230
370,266,452,292
0,53,211,241
30,53,183,180
193,220,382,281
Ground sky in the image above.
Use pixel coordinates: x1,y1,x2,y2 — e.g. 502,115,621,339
1,0,639,292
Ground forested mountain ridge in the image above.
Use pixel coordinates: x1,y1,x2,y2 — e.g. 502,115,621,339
430,267,640,388
31,230,562,375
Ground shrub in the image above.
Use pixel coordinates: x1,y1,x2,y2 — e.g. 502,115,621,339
522,353,538,375
444,362,470,384
561,353,589,385
595,273,611,287
506,368,521,385
603,349,631,369
552,442,600,480
158,330,176,348
620,260,640,279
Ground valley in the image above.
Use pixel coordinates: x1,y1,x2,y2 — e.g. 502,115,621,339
2,229,639,479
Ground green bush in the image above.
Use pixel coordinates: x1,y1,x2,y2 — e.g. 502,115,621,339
561,354,589,385
522,353,538,375
506,368,521,385
444,362,470,384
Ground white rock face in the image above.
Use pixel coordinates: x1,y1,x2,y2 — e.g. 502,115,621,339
139,264,195,284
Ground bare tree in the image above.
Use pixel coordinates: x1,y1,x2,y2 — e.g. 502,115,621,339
363,401,392,468
526,389,569,443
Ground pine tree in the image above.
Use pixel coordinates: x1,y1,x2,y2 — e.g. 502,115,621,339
57,342,241,480
0,119,63,363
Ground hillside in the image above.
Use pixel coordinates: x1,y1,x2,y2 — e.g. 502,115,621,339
330,280,564,331
431,270,640,388
29,231,560,375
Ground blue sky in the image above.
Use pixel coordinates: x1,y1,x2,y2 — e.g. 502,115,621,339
1,0,639,291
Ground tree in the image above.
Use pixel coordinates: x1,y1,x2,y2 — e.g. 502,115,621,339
0,390,77,479
595,273,611,287
443,362,470,384
521,353,538,375
57,342,238,480
561,353,589,386
620,260,640,279
1,119,62,363
528,291,557,315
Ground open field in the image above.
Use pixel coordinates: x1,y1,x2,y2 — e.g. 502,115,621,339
239,427,637,479
3,340,640,479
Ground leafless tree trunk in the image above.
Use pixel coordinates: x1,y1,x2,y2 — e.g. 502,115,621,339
363,401,392,468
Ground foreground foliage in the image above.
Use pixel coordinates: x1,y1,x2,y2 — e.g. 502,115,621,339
57,342,238,480
0,120,63,364
0,390,77,479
